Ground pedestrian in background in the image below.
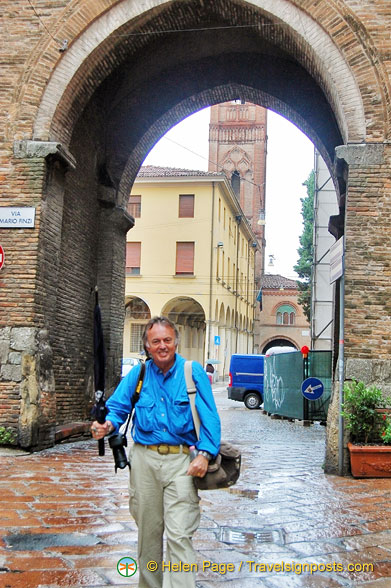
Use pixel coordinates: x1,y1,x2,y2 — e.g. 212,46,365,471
205,362,215,384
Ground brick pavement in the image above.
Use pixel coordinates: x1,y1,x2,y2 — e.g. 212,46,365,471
1,386,391,587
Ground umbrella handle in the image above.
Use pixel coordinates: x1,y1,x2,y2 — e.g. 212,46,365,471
94,393,107,457
98,438,105,456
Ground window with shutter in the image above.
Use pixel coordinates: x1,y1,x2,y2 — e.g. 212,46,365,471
179,194,194,217
127,195,141,218
130,323,146,352
126,242,141,275
176,242,194,275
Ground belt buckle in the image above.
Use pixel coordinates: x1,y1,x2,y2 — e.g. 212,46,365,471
157,444,169,455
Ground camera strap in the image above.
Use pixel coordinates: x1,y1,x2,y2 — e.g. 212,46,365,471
123,361,146,436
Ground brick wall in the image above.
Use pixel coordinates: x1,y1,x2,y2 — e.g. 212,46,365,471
1,1,391,450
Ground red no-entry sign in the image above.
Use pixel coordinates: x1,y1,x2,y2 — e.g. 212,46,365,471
0,245,4,270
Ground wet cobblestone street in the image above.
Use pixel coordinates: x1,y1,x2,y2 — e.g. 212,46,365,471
2,384,391,587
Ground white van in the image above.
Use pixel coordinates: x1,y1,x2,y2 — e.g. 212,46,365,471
265,346,297,356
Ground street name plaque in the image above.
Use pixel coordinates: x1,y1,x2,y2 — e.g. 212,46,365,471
0,207,36,228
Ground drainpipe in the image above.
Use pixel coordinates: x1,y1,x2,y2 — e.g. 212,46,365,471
338,272,345,476
252,246,257,352
234,215,241,351
246,239,251,353
207,182,215,364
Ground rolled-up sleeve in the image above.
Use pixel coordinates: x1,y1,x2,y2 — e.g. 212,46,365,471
191,361,221,457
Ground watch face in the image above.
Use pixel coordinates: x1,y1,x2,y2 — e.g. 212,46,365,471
199,451,212,460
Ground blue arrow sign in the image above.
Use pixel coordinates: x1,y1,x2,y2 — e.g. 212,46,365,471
214,335,221,345
301,377,324,400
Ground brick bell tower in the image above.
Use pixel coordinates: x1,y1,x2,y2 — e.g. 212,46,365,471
208,101,267,281
208,101,267,351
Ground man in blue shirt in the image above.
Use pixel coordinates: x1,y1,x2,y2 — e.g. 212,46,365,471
91,316,221,588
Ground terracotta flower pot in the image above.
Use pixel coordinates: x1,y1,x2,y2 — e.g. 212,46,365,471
348,442,391,478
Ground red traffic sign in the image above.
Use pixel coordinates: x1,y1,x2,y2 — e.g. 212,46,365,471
0,245,4,270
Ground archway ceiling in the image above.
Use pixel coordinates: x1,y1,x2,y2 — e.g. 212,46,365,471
54,1,345,190
99,37,343,188
103,50,340,187
162,297,205,326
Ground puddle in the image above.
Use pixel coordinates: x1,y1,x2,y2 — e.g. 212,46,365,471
4,532,101,551
227,488,260,499
216,525,285,546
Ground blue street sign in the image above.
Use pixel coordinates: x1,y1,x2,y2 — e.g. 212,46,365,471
301,377,324,401
214,335,221,345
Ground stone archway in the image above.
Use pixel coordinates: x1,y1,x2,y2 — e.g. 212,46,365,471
161,297,206,364
3,1,391,456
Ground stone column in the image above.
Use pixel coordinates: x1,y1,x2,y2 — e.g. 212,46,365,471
8,141,76,449
325,142,391,474
95,193,134,397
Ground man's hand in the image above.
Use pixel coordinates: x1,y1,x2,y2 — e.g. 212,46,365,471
91,420,113,440
187,454,209,478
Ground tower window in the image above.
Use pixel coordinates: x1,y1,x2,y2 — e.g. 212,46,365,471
231,171,240,196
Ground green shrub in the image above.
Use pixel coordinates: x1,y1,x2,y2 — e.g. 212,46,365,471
0,426,17,446
381,415,391,444
341,380,389,444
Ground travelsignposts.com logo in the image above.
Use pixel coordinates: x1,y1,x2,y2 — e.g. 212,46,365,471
117,556,137,577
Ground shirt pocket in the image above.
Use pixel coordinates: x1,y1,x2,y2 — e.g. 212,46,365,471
134,399,156,432
170,397,193,434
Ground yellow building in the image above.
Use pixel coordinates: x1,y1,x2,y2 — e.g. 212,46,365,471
124,165,260,379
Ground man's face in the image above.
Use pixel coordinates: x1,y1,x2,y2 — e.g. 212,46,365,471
146,323,177,373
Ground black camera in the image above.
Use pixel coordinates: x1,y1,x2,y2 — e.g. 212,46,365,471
108,433,130,472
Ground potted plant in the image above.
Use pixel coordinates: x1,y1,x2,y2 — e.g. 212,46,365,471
341,379,391,477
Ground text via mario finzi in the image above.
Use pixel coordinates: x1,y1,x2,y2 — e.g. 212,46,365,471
0,208,36,228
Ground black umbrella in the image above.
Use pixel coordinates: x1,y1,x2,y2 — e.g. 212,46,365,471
92,287,107,456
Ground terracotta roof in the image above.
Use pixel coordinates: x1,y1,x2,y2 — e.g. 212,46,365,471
137,165,222,178
260,274,298,290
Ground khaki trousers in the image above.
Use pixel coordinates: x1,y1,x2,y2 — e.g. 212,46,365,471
129,444,200,588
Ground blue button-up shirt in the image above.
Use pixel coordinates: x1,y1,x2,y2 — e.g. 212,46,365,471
106,354,221,457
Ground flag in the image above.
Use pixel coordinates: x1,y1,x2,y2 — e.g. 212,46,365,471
256,288,263,311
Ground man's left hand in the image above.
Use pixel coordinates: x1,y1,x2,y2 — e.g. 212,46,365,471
187,454,209,478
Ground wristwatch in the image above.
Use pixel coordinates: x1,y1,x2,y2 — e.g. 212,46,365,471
198,450,213,461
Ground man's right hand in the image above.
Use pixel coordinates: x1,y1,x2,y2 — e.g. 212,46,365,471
91,420,114,440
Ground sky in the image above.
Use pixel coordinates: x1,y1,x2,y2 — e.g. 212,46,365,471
143,107,314,279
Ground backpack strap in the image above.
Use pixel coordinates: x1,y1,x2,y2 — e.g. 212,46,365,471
185,360,201,439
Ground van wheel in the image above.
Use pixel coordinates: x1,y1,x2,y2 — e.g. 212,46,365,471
244,393,261,409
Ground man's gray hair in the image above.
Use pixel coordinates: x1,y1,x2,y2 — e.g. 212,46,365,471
142,316,179,352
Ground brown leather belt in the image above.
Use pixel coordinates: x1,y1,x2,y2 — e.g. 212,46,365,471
145,443,190,455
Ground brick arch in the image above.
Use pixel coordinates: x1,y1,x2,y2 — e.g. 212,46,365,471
6,0,391,453
261,335,299,352
271,300,301,315
23,0,375,174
